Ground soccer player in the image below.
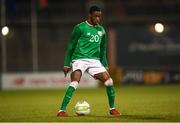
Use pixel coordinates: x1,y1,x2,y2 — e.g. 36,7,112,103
57,5,121,117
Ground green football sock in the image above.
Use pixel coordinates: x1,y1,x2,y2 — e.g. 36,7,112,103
60,86,75,111
106,85,115,108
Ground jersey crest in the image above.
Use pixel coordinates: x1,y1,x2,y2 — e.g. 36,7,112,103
87,32,91,36
98,31,102,36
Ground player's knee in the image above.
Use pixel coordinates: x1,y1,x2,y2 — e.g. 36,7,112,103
71,70,82,82
104,78,113,86
69,81,79,89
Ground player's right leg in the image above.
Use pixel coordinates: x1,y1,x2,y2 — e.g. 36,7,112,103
57,70,81,117
57,60,87,117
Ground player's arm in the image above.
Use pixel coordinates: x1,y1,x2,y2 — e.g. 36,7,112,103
100,32,108,68
64,25,81,76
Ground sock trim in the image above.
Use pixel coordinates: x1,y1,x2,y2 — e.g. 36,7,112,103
59,110,65,112
104,78,113,86
69,81,78,89
109,107,115,110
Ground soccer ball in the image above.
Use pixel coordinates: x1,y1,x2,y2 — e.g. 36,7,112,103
74,101,90,115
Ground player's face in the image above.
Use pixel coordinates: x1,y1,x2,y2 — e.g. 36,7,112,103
90,11,102,25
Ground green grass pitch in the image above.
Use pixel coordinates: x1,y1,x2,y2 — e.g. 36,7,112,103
0,84,180,122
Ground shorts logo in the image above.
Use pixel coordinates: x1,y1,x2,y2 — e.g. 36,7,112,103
74,62,81,68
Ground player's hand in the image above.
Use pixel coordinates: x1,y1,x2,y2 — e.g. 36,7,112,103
63,66,71,77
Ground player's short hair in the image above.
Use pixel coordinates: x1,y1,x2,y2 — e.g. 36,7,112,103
89,6,101,14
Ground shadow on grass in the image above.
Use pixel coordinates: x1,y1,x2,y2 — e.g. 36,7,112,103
122,114,166,121
64,114,167,122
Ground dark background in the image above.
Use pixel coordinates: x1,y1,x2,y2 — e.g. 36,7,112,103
1,0,180,72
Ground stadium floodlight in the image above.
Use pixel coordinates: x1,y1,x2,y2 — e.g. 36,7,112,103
154,23,164,33
1,26,9,36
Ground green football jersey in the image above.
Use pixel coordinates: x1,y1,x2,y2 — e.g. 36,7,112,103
64,21,108,67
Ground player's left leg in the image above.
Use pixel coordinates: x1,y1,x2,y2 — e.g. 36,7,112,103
87,59,121,116
94,72,121,116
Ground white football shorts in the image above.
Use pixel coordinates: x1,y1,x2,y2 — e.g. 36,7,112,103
72,59,107,76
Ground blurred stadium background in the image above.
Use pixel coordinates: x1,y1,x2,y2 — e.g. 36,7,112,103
1,0,180,88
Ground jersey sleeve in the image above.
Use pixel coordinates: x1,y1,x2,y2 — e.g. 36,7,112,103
100,32,108,68
64,25,81,67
